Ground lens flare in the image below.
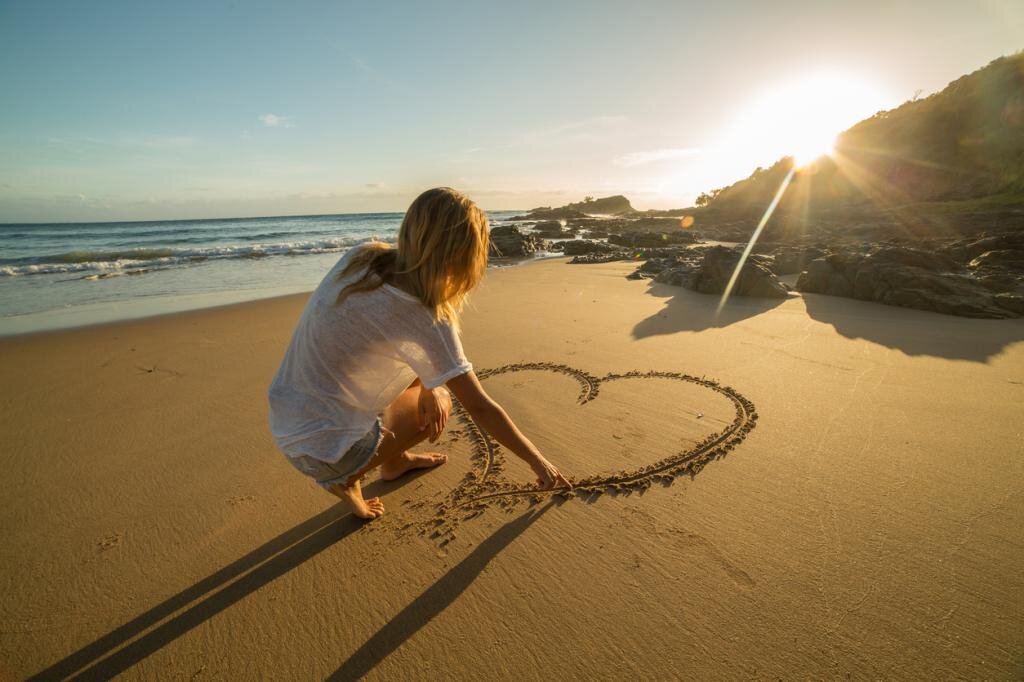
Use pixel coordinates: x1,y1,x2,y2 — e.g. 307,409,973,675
715,167,796,316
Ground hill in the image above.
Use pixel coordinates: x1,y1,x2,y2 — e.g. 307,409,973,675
691,52,1024,239
511,195,635,220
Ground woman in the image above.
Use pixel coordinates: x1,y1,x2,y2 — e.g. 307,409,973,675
268,187,570,519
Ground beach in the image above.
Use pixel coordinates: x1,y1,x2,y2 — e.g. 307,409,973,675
2,256,1023,679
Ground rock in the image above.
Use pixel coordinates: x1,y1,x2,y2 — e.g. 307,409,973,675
653,265,693,287
560,240,618,256
649,245,787,298
795,246,1017,318
994,292,1024,315
798,258,855,297
940,232,1024,264
530,220,577,239
767,246,826,275
489,225,547,258
868,246,958,271
569,251,631,264
968,249,1024,270
508,207,587,221
686,246,789,298
608,231,700,248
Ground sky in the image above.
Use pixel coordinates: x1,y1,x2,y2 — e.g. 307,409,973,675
0,0,1021,222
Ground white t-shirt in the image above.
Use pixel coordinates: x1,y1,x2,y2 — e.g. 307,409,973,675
267,244,473,462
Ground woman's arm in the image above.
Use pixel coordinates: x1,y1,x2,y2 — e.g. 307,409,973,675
446,371,570,490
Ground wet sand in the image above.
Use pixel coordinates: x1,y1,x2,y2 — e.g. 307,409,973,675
2,257,1023,679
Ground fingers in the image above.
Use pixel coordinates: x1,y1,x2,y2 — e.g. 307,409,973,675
533,468,571,492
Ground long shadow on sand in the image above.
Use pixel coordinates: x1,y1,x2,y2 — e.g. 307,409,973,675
28,474,440,681
632,281,787,339
328,503,551,680
801,292,1024,362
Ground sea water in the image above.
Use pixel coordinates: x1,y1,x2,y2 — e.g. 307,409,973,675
0,210,525,335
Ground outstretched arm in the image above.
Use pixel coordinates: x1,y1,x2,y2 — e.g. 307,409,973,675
446,370,570,490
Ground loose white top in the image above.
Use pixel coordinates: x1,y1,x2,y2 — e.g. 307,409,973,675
268,244,473,462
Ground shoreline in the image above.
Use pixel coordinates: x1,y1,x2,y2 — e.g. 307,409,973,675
0,250,566,338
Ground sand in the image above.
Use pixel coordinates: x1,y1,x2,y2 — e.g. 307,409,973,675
1,257,1022,680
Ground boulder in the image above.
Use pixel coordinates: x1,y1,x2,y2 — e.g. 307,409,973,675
489,225,547,258
569,251,631,264
531,220,576,238
647,245,787,298
940,232,1024,264
608,231,700,248
686,246,789,298
968,249,1024,270
767,246,827,275
560,240,618,256
653,265,693,287
795,246,1018,318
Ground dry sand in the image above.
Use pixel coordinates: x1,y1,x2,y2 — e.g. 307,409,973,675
1,257,1022,680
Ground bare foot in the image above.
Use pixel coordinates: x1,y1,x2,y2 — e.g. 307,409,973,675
326,478,385,520
380,451,448,481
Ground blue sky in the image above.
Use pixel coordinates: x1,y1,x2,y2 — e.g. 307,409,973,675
1,0,1021,221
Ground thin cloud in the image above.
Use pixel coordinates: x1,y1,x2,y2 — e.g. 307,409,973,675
520,115,627,145
616,147,702,166
258,114,295,128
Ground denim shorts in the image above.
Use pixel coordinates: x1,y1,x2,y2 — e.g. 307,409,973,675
286,416,384,489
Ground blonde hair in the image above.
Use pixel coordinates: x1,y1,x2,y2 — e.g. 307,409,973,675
335,187,490,328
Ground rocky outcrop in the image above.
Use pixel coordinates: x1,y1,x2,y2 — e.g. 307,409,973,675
795,246,1021,318
608,230,700,248
510,195,636,221
640,246,789,298
509,207,587,221
685,246,789,297
489,225,548,259
764,246,827,275
569,251,632,264
531,220,576,238
558,240,620,256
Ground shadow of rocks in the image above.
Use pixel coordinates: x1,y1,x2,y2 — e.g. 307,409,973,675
632,281,789,339
801,291,1024,362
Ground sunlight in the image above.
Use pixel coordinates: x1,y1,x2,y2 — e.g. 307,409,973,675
714,71,894,170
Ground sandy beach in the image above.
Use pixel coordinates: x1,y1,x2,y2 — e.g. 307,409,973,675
2,256,1023,679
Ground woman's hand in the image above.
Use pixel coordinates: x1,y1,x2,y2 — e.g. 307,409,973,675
416,385,452,443
529,454,572,491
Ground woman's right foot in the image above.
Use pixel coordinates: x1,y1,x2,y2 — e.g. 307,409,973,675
327,479,385,520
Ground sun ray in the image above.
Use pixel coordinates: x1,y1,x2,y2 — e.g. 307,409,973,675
715,167,796,317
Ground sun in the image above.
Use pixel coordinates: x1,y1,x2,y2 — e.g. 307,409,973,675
715,71,894,170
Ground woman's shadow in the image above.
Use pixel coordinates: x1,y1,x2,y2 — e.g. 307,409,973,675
30,473,549,681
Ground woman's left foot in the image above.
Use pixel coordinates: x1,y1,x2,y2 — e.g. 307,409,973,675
380,451,447,481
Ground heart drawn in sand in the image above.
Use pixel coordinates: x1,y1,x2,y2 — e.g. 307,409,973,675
424,363,757,537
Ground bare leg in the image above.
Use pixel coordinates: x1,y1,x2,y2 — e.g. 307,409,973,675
327,380,449,519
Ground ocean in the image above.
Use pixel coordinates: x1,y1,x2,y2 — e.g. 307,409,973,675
0,210,527,335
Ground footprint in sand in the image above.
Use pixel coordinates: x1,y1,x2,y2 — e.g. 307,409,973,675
97,532,122,551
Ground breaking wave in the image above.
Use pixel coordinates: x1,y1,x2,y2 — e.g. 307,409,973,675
0,237,377,278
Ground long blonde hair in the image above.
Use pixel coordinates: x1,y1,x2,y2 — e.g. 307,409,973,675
335,187,489,328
